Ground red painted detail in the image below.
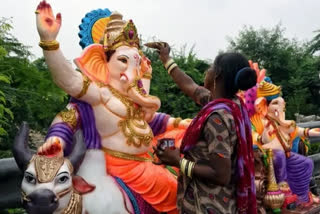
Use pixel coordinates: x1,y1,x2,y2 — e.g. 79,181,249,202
45,18,53,26
209,193,214,200
282,193,297,208
72,176,96,195
216,135,223,141
223,196,229,203
38,141,62,157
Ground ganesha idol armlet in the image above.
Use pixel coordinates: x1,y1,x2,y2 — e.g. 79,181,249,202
58,108,78,129
173,117,182,128
304,128,310,138
39,40,60,51
75,73,91,99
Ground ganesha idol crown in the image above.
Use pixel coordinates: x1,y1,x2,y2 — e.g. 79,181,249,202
257,81,281,101
102,11,140,51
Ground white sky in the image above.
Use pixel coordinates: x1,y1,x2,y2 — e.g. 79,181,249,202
1,0,320,61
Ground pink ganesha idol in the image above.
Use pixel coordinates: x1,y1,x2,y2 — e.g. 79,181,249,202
35,1,190,213
244,61,320,211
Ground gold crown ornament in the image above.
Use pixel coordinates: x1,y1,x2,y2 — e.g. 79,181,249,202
103,11,140,51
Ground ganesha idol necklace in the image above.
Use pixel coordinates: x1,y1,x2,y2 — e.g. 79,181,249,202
106,85,153,148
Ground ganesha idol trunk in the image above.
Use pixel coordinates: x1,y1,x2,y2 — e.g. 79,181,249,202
127,78,161,121
264,149,285,213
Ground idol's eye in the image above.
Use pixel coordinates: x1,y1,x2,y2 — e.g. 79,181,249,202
58,175,69,184
118,57,128,64
24,173,36,185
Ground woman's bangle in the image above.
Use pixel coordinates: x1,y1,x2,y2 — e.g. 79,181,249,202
180,158,188,175
180,158,195,178
164,59,175,70
187,161,195,178
39,40,60,51
164,58,178,75
167,63,178,75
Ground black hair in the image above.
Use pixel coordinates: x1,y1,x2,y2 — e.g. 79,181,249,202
210,52,257,98
106,50,116,62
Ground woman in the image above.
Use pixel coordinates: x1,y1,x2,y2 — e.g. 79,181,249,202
151,43,258,214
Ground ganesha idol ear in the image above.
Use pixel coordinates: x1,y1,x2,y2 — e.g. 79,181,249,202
74,44,109,84
254,97,268,117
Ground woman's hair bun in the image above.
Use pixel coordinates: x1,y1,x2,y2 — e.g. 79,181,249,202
235,67,257,91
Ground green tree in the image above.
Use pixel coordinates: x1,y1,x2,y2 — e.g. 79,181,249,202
228,25,320,119
0,18,68,158
309,29,320,54
0,18,14,137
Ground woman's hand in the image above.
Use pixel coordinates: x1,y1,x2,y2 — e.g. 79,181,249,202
144,42,171,64
153,146,181,167
35,0,62,41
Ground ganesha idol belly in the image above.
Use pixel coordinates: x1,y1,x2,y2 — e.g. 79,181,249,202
94,87,154,154
260,125,289,152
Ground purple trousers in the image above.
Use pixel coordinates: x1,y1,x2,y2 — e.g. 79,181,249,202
273,150,313,202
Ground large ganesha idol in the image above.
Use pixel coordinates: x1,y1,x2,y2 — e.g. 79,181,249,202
244,63,320,212
35,1,189,213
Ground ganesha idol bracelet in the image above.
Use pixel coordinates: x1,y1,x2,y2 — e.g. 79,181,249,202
39,40,60,51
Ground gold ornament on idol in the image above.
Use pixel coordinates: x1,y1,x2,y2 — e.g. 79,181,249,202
127,78,150,97
103,12,140,51
263,149,285,210
34,155,65,183
75,73,91,99
61,191,82,214
59,108,78,129
173,117,182,128
257,81,281,98
107,85,153,147
30,155,74,183
142,73,152,79
39,40,60,51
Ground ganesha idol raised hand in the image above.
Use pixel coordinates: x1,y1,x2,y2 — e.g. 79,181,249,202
244,63,320,209
35,1,189,213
